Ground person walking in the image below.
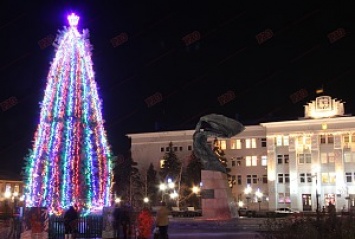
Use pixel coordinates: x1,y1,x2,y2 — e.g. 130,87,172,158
64,206,79,239
137,207,154,239
156,202,170,239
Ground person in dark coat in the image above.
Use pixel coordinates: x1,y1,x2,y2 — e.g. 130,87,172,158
64,206,79,239
113,204,123,239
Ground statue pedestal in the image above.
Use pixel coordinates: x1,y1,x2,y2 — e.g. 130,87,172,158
201,170,238,219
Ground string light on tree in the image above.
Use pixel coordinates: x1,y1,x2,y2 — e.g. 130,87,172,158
23,13,114,215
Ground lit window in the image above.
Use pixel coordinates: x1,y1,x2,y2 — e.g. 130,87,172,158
324,194,335,206
344,152,352,162
246,139,251,149
160,159,165,168
321,153,327,164
283,136,289,146
246,156,251,166
14,184,19,193
329,172,336,183
321,173,329,183
328,153,335,163
5,184,11,194
236,139,242,149
251,156,257,166
220,140,227,150
276,136,282,146
285,193,291,204
261,156,267,166
230,140,237,149
321,153,335,164
251,138,257,148
278,193,285,203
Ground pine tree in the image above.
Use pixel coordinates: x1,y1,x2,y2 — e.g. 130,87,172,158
22,13,113,215
186,151,202,186
146,163,159,205
159,142,182,182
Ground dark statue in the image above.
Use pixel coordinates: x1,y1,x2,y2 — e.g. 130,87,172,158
193,114,245,173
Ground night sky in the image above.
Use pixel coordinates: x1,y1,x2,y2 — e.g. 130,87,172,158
1,0,354,174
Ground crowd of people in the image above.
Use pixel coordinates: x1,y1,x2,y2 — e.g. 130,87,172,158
62,201,170,239
113,201,170,239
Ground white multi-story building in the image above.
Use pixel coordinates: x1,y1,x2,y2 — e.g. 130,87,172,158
127,95,355,212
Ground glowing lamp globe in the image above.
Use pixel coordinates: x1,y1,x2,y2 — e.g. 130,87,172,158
68,13,79,27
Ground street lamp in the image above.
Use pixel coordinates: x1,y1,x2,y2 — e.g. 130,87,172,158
244,185,252,207
315,173,319,214
159,183,167,202
255,189,263,211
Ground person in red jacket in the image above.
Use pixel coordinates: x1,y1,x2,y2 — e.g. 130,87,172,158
137,207,154,239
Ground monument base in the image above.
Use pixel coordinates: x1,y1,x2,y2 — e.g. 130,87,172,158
201,170,238,220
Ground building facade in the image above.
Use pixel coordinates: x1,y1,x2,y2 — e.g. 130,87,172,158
127,96,355,212
0,172,24,215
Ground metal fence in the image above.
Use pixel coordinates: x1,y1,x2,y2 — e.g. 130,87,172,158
2,215,104,239
48,215,103,239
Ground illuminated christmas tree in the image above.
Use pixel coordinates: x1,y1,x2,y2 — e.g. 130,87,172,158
23,13,113,215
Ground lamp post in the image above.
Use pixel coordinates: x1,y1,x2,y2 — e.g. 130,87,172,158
255,189,263,211
159,183,167,202
315,173,319,213
244,185,252,208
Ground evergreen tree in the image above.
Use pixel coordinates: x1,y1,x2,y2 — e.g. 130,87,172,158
186,151,202,186
22,13,113,214
146,163,159,205
185,151,202,207
159,142,182,182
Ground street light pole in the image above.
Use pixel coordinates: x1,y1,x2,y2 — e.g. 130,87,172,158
255,189,263,212
315,173,319,213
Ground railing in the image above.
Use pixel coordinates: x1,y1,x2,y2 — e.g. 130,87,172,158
48,215,103,239
1,214,104,239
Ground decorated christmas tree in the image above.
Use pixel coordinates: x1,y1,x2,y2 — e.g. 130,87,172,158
23,13,113,215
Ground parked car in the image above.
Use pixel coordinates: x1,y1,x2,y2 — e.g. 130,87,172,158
275,207,299,214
